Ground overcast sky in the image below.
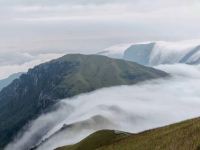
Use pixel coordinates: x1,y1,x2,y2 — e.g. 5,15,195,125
0,0,200,54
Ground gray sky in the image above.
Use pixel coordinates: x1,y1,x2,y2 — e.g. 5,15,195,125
1,0,200,53
1,0,200,79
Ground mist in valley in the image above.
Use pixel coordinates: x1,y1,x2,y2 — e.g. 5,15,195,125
5,64,200,150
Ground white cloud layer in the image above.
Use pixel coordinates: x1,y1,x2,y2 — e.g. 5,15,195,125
5,64,200,150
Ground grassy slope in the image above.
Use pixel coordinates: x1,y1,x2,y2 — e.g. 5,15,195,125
55,54,168,97
57,117,200,150
56,130,130,150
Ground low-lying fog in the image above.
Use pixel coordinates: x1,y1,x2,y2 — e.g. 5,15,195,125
5,64,200,150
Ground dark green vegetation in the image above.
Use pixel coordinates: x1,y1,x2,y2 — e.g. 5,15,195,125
0,54,168,149
56,117,200,150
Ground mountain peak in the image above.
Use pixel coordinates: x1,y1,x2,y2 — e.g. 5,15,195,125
0,54,168,149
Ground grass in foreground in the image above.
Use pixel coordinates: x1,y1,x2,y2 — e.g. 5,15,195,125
56,117,200,150
55,130,130,150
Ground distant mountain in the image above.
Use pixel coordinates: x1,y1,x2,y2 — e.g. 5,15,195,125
0,54,168,149
56,117,200,150
124,43,155,65
101,40,200,66
124,41,200,66
0,72,23,91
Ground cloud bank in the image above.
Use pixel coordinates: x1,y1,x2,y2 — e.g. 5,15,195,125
5,64,200,150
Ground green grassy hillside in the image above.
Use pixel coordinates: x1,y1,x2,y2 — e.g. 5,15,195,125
57,117,200,150
56,130,130,150
0,54,167,149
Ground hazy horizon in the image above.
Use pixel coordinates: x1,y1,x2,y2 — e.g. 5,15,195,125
1,0,200,53
1,0,200,79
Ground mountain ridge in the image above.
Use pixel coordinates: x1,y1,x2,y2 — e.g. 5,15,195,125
0,54,168,149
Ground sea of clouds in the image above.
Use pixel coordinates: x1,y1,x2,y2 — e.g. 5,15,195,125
5,63,200,150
